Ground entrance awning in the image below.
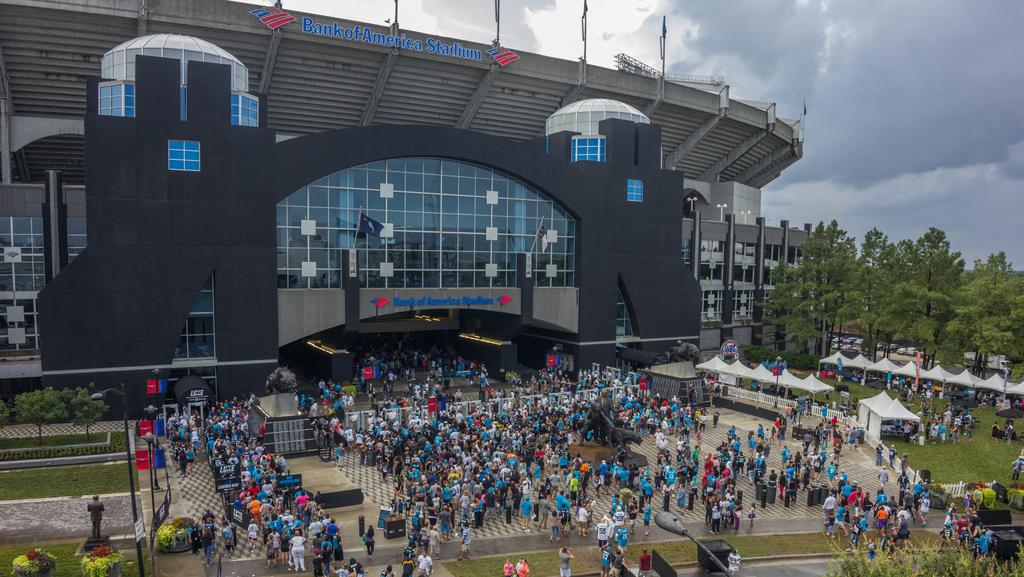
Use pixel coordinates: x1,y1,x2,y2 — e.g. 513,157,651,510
174,375,214,405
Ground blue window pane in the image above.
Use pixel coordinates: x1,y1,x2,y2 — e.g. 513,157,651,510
168,140,200,172
626,178,644,202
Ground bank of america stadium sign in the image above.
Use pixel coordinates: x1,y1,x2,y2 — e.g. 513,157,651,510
251,8,515,65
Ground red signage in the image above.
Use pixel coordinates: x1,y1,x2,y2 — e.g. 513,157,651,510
361,366,374,380
638,377,649,391
138,419,153,437
427,396,438,414
135,449,151,471
547,354,557,367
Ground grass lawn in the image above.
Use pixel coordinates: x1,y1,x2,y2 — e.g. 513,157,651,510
444,532,939,577
0,463,132,500
794,372,1020,487
0,542,147,577
0,433,111,450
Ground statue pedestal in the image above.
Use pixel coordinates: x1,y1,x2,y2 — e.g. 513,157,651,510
258,392,300,418
569,442,617,464
82,537,110,554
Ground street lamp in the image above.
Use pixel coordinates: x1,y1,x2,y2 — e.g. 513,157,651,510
685,196,697,214
142,406,160,491
739,210,752,225
715,203,728,221
141,430,160,577
92,384,146,577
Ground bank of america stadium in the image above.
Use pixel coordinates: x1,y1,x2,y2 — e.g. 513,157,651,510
0,0,809,412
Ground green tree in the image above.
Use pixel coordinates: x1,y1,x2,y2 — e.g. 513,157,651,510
14,388,68,440
948,252,1024,371
68,387,108,439
855,228,897,360
0,401,10,429
885,228,964,367
766,220,858,355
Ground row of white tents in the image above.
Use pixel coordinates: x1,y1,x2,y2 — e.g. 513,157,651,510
819,351,1024,395
858,391,920,442
695,356,834,395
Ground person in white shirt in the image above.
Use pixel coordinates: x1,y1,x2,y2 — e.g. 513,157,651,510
577,504,590,537
416,553,432,577
822,494,837,535
596,516,610,547
290,529,306,572
247,521,260,553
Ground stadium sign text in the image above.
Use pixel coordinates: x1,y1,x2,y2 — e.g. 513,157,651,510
302,18,482,62
375,294,513,308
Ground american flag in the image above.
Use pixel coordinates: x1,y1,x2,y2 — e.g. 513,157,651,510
250,6,297,30
537,220,547,252
487,46,520,67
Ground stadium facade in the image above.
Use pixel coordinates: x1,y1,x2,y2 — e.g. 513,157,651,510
0,0,807,411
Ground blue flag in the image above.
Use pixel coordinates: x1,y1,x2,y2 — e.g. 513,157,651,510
357,212,384,237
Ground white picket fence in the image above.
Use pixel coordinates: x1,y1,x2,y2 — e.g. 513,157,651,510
941,481,968,499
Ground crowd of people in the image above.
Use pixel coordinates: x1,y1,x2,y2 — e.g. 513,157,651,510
159,338,1019,575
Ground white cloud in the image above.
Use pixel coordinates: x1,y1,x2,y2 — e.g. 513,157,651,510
765,156,1024,266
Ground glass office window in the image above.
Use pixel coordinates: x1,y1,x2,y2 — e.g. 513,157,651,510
98,82,135,117
616,288,633,337
67,217,87,262
733,241,756,284
277,157,577,289
174,275,215,360
0,217,45,351
168,140,200,172
699,240,724,281
571,136,606,162
763,244,782,286
701,290,722,322
231,92,259,127
734,289,754,320
626,179,644,202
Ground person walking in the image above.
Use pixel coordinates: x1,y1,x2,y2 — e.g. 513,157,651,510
363,526,375,559
290,529,307,572
457,523,471,561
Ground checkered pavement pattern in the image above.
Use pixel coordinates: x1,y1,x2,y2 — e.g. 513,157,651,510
168,451,265,561
335,413,889,540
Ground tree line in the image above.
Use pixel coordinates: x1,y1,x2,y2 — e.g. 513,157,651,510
766,221,1024,374
0,387,108,439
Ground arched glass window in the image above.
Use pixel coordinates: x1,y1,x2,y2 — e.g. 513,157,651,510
277,158,577,290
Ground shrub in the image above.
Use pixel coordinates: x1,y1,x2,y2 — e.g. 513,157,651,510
981,488,996,509
0,432,126,462
740,346,819,371
156,518,191,551
80,546,123,577
11,549,56,576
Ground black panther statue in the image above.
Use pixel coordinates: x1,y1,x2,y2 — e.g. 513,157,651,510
654,340,701,365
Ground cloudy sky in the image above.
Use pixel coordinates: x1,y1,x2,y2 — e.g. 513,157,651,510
253,0,1024,265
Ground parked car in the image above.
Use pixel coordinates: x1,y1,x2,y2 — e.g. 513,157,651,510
905,347,918,355
897,347,908,355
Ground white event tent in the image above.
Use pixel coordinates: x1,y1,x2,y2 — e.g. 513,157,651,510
943,369,979,388
858,392,920,443
865,358,902,374
819,351,871,370
920,365,952,383
891,362,920,379
696,357,733,373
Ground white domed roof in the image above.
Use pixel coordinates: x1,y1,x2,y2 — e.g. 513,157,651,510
545,98,650,136
102,34,249,92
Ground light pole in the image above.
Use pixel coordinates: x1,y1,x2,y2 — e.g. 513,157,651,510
715,203,728,221
685,196,697,214
92,384,145,577
142,431,159,577
739,210,751,225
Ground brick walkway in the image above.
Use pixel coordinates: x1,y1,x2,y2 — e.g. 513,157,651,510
0,420,123,438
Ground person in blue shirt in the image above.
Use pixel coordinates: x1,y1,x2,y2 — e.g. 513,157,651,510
520,496,534,531
615,525,630,552
643,504,653,536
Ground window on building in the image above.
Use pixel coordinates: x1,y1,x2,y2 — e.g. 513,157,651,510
787,245,801,266
699,239,724,281
733,241,756,284
682,237,692,267
626,179,644,203
701,290,722,322
66,217,87,262
616,288,634,337
571,136,606,162
276,158,577,290
733,290,754,321
231,93,259,127
175,275,215,360
0,217,45,351
763,244,782,286
98,82,135,117
168,140,200,172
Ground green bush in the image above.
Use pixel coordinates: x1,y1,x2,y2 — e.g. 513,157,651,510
0,432,125,462
981,487,996,509
741,345,819,371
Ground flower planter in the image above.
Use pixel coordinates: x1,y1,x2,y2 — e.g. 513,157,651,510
15,569,53,577
108,561,121,577
166,533,192,554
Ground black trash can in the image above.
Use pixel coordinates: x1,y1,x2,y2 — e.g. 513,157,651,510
358,515,365,537
806,487,817,507
755,482,765,502
688,488,697,511
366,450,377,467
736,489,743,508
505,506,512,524
697,539,734,573
663,492,670,511
767,482,777,504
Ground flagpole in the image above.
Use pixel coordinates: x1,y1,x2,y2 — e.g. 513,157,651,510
495,0,501,45
581,0,588,68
